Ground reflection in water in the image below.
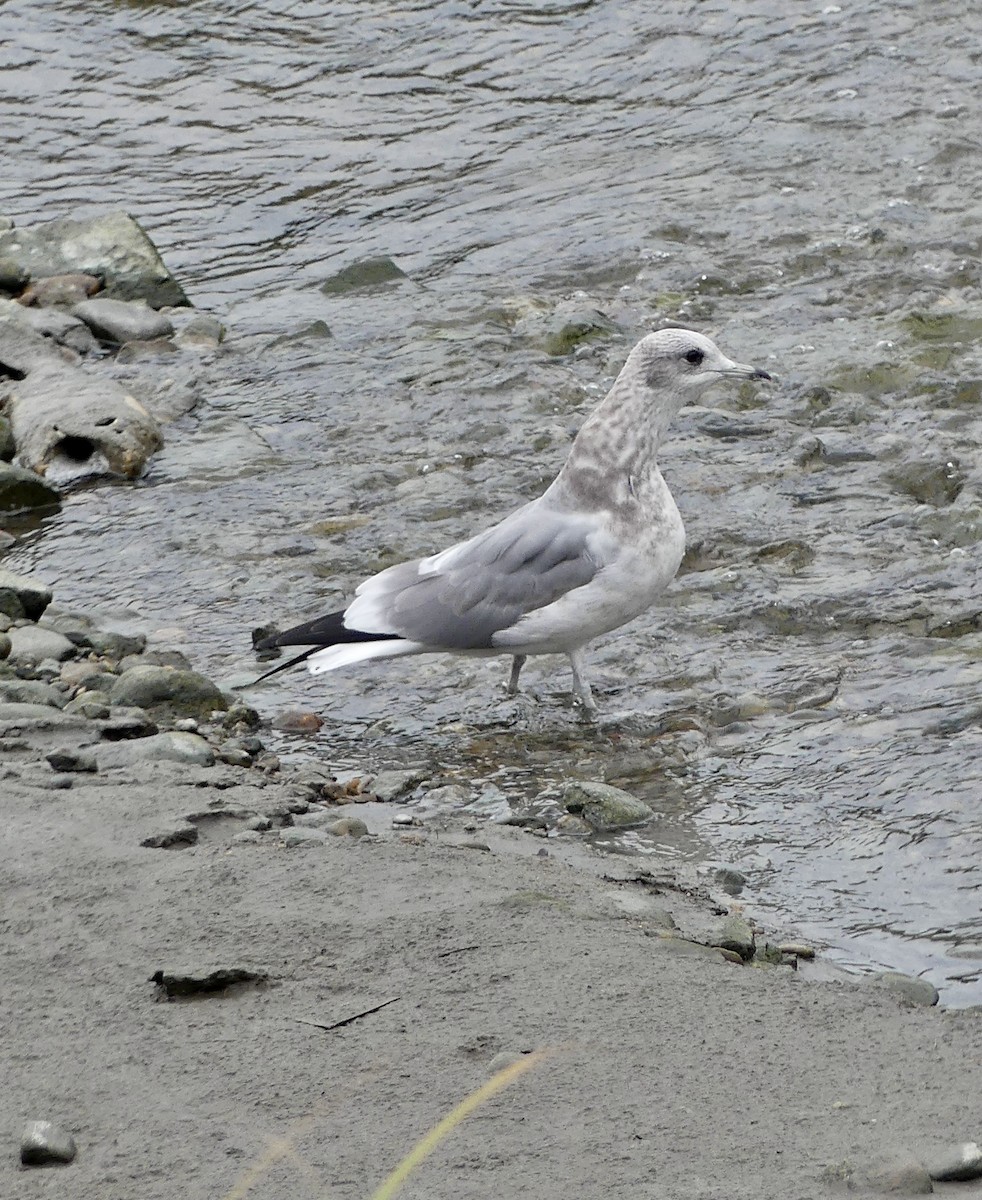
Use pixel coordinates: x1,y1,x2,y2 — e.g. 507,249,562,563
2,0,982,1000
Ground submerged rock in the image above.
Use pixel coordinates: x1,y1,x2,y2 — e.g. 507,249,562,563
0,462,60,513
561,780,654,831
0,210,189,307
320,255,407,295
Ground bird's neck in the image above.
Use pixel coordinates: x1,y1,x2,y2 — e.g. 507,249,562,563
549,369,685,507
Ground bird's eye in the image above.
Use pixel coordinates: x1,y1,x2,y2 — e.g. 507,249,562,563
684,348,705,365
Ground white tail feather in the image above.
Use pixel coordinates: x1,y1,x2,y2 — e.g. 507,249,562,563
306,639,425,676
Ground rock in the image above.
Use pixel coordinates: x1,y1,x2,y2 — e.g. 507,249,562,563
20,1119,77,1166
0,257,29,294
920,1141,982,1182
232,830,263,845
0,679,65,707
0,211,189,307
271,709,323,733
0,632,10,660
19,272,101,307
60,660,108,689
369,768,428,802
96,705,158,737
778,942,816,959
0,311,164,483
141,822,198,849
245,816,271,832
174,314,225,349
150,965,267,999
711,915,756,961
885,458,966,507
64,696,110,719
7,625,75,664
543,309,618,357
0,702,88,732
561,780,654,831
6,302,99,353
108,665,227,720
217,744,252,768
86,630,146,658
329,816,368,838
45,748,97,773
320,255,407,294
875,971,940,1007
98,731,214,768
714,866,747,895
0,462,61,513
280,826,329,846
0,566,52,620
73,297,174,344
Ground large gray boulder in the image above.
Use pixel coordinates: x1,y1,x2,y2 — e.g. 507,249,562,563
0,211,189,307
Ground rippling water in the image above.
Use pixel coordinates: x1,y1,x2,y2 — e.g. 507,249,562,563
2,0,982,1000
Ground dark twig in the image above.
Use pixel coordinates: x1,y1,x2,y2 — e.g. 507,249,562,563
291,997,400,1032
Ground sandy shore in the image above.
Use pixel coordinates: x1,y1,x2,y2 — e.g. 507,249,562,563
4,749,982,1200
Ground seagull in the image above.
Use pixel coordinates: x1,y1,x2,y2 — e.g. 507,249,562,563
255,327,771,714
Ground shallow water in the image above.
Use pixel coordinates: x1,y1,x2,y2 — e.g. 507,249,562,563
2,0,982,1000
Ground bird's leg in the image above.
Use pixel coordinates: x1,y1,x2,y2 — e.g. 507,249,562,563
506,654,527,696
568,648,598,717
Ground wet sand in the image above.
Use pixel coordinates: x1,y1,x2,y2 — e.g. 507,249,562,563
5,759,981,1200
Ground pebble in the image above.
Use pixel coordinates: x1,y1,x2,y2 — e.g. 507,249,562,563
45,747,97,773
920,1141,982,1182
64,696,111,719
20,1119,77,1166
280,826,329,846
174,314,225,349
714,866,747,896
99,706,158,739
20,271,100,307
218,744,252,768
73,296,174,344
231,830,263,846
86,630,147,659
560,780,654,831
392,811,416,827
245,816,272,832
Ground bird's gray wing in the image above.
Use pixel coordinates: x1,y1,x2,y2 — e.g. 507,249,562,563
343,503,613,649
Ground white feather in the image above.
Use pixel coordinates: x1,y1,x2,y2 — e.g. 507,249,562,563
306,639,424,675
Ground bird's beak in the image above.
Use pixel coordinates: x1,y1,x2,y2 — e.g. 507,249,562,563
715,356,772,382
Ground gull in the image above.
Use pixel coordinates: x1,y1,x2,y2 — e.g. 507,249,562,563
255,327,771,714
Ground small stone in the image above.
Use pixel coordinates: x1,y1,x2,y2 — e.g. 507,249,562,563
280,826,328,846
271,709,324,733
73,296,174,344
150,965,268,999
255,752,280,774
7,625,74,664
222,702,261,732
392,811,415,827
60,660,106,689
920,1141,982,1182
712,915,756,961
560,780,653,831
173,717,199,732
99,706,158,739
778,942,816,959
45,748,97,773
875,971,939,1007
141,822,198,849
328,816,369,838
19,271,100,306
218,745,252,767
48,775,74,789
20,1119,77,1166
86,630,147,659
245,816,271,832
231,830,263,846
174,314,225,348
455,840,492,852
